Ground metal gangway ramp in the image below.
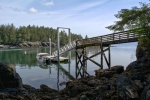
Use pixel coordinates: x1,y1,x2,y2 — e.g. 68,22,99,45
52,41,76,57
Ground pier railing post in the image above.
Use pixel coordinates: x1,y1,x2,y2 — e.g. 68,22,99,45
68,28,71,62
82,47,87,76
57,27,60,63
113,33,115,42
49,38,51,56
75,40,78,78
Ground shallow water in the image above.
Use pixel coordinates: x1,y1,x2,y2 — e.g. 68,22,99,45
0,42,137,90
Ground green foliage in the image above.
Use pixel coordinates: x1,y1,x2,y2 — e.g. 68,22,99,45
106,2,150,31
0,24,83,45
139,37,150,46
106,2,150,45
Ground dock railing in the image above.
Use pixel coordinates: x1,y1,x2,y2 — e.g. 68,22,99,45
52,40,76,57
76,27,149,47
52,27,149,57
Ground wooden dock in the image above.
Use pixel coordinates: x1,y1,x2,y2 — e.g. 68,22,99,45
51,27,149,78
75,28,150,77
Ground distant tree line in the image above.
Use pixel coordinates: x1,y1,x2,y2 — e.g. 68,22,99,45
0,24,83,45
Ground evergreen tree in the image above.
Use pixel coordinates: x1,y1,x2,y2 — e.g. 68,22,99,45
106,2,150,45
0,24,83,45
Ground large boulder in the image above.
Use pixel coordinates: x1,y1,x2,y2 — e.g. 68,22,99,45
115,73,139,100
110,65,124,74
126,44,150,81
126,61,139,71
127,50,150,72
140,76,150,100
0,62,22,88
136,44,150,66
140,84,150,100
136,44,150,60
95,69,116,79
66,80,91,97
126,61,145,81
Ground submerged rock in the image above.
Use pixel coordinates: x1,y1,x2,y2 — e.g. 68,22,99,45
95,65,124,79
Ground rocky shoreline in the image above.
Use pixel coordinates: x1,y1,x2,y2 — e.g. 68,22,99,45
0,44,149,100
0,42,56,49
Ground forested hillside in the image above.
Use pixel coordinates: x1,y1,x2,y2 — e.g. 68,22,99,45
0,24,83,45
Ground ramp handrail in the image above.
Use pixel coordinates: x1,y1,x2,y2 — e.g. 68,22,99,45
52,41,76,57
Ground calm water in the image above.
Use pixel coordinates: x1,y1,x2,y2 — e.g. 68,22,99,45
0,42,137,90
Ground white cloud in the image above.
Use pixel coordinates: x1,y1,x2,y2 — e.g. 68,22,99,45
28,7,38,14
43,1,54,7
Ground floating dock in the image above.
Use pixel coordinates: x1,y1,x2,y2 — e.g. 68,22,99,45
44,56,69,63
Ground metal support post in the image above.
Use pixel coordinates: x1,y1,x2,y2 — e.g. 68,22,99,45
49,38,51,56
108,45,111,69
57,27,60,63
68,28,71,62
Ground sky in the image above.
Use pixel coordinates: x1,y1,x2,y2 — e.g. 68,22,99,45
0,0,149,37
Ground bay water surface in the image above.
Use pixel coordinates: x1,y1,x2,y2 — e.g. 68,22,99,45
0,42,137,90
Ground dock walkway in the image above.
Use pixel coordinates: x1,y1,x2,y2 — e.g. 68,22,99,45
51,27,149,78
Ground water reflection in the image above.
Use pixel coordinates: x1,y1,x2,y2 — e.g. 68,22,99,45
48,62,89,90
36,61,74,90
0,42,137,89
